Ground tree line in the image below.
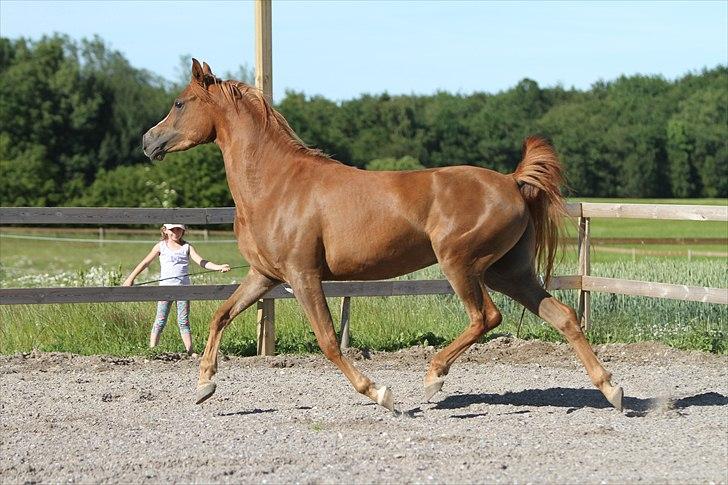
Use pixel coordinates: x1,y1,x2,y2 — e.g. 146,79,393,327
1,35,725,208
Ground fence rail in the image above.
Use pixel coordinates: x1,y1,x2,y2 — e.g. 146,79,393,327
0,207,236,225
1,203,726,355
3,231,727,247
3,203,726,224
0,276,584,305
579,202,727,221
581,276,727,304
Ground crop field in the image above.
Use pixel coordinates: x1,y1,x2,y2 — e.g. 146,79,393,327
1,199,726,356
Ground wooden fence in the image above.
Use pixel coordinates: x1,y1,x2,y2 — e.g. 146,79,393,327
1,203,726,355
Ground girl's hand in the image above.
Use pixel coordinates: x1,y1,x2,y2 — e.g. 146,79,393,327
122,278,134,287
219,264,231,273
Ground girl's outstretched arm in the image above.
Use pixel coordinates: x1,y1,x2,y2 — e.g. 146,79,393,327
189,245,230,272
122,244,161,286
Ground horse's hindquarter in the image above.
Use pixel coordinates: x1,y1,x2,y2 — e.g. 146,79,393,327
427,166,530,259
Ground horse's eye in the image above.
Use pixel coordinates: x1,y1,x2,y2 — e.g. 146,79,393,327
174,100,184,109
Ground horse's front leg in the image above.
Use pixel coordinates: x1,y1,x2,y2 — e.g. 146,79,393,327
196,268,279,404
289,272,395,411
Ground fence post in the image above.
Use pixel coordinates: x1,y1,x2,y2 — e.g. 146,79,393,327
577,216,592,330
98,227,105,247
339,296,351,349
255,0,273,102
256,298,275,356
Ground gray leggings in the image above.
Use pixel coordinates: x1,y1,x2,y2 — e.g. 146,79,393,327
152,300,190,335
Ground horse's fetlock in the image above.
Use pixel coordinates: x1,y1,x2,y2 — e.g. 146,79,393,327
593,370,613,388
199,361,216,379
428,357,448,377
434,363,450,377
355,381,373,396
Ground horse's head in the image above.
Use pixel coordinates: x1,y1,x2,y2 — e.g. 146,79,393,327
142,58,219,161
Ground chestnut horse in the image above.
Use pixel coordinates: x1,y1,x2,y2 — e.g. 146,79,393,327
143,59,623,412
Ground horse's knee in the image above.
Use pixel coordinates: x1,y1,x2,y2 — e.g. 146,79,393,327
319,341,342,362
484,307,502,332
463,305,501,338
210,312,232,331
468,314,486,334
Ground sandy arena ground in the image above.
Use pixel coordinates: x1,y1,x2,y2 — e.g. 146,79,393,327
1,338,727,484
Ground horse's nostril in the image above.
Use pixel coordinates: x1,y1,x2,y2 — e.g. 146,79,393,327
141,132,154,156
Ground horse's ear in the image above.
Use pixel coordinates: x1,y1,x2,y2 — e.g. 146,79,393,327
202,62,214,76
191,58,205,84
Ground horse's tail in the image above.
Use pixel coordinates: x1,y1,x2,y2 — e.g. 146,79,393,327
511,136,566,285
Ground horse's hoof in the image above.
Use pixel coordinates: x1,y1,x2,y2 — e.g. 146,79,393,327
424,377,445,402
600,382,624,412
605,385,624,412
195,381,217,404
376,386,395,412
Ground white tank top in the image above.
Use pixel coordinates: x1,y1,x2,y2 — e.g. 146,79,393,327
158,240,190,286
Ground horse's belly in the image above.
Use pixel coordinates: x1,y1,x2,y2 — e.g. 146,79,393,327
323,237,436,281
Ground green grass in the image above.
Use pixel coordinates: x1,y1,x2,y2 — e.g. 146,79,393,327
1,200,726,356
564,218,727,240
1,256,725,356
0,232,245,288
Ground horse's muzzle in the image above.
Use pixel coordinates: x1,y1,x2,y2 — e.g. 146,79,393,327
142,130,168,161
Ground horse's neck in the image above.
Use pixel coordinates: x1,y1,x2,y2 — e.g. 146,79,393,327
217,133,299,206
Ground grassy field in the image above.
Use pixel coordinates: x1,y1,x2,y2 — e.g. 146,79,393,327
1,198,726,355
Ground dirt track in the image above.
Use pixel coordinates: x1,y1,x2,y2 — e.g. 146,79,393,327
1,338,727,484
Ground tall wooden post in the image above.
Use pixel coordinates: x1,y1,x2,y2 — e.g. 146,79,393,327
255,0,273,101
254,0,274,355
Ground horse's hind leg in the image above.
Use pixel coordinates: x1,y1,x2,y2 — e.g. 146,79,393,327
195,269,278,404
289,272,395,411
486,268,623,411
424,258,502,401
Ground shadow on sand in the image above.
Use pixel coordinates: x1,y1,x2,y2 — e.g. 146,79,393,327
429,388,727,418
214,408,277,417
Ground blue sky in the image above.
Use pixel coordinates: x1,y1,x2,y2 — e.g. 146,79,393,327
1,0,726,102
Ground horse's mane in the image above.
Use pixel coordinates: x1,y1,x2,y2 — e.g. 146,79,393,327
192,75,332,161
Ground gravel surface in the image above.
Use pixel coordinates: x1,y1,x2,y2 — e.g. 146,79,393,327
1,338,727,484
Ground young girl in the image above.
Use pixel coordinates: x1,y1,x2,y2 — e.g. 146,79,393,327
122,223,230,354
